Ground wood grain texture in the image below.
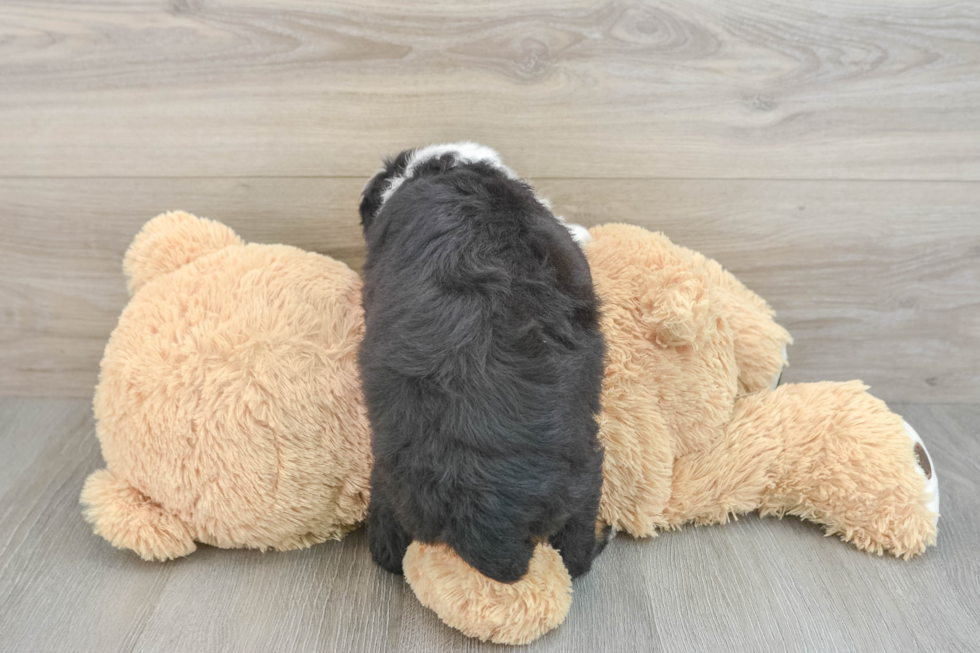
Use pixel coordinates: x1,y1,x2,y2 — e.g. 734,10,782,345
1,0,979,179
534,178,980,404
0,397,977,652
2,177,977,401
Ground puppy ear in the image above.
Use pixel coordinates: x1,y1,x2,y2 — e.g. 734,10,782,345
123,211,243,295
360,149,416,231
359,169,389,231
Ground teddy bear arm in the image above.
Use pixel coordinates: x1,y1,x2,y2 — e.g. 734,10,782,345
404,541,572,646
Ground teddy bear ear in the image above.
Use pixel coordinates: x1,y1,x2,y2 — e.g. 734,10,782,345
638,270,717,349
123,211,244,295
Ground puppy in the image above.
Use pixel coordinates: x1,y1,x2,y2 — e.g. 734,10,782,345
358,142,606,583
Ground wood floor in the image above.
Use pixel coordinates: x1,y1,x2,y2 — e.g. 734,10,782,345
0,397,978,652
2,1,979,651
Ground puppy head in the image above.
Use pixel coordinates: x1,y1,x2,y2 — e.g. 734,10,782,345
359,142,518,230
358,142,592,246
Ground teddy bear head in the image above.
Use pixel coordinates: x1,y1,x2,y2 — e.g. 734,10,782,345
82,211,372,560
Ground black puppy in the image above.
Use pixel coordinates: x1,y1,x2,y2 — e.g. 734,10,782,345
358,143,607,584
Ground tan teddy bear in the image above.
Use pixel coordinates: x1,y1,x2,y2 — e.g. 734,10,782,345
81,211,372,560
82,213,938,646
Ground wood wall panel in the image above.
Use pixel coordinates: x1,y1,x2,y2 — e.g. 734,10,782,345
0,1,978,179
2,177,976,401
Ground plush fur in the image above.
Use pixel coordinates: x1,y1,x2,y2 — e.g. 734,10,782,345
81,211,372,560
664,380,938,557
358,144,607,583
404,542,572,645
406,223,938,644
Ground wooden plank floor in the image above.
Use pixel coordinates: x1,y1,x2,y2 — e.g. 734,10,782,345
1,397,978,652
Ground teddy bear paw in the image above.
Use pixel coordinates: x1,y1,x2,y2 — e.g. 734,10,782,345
902,420,940,525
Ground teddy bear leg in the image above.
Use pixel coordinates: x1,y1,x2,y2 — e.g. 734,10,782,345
754,383,939,557
666,382,938,558
80,469,196,561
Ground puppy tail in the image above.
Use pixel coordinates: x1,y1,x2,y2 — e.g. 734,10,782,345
80,469,196,561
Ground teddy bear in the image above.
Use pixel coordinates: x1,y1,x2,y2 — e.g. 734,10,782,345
81,212,939,645
81,211,372,559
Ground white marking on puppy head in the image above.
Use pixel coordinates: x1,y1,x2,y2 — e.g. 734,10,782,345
372,142,592,250
549,210,592,249
563,222,593,247
378,142,518,207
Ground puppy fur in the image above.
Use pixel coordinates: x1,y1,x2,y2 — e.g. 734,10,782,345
358,143,607,584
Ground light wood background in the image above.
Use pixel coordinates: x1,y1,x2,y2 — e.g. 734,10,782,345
2,3,980,652
1,0,978,400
